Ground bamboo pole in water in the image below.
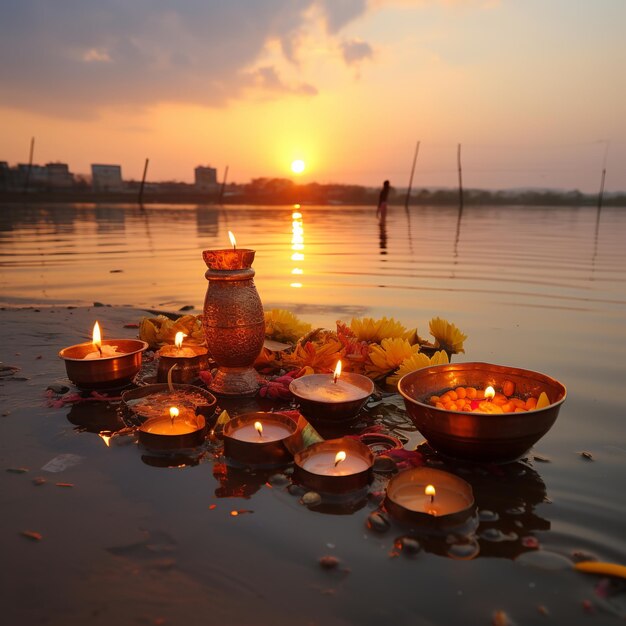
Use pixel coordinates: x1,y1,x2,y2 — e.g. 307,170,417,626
597,168,606,210
597,141,609,210
457,143,464,209
218,165,229,204
404,140,420,209
23,136,35,194
138,158,149,204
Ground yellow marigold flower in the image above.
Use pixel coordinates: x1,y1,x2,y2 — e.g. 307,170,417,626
349,316,410,344
264,309,312,344
429,317,467,354
386,349,449,388
282,336,344,373
254,347,278,369
366,337,420,380
139,314,204,349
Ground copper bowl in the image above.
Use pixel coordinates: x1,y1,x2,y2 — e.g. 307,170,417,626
398,362,566,463
289,373,374,423
59,339,148,389
121,383,217,425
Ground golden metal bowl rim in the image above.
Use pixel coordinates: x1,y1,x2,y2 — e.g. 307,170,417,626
58,339,149,361
398,361,567,414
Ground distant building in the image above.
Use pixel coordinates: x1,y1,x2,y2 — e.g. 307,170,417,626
45,162,73,188
0,162,9,190
92,164,123,192
194,165,218,191
18,163,47,187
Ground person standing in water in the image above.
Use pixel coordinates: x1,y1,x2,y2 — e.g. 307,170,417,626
376,180,390,222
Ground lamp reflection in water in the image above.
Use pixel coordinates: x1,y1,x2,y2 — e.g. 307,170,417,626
290,205,305,289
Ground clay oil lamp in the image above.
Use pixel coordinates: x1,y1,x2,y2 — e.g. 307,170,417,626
59,321,148,389
289,360,374,423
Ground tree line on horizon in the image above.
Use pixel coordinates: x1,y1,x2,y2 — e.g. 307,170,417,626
1,172,624,206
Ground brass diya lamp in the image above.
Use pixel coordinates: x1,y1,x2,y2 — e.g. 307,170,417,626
384,467,476,529
289,360,374,424
59,321,148,389
202,231,265,396
138,406,207,452
222,411,297,467
157,331,209,384
293,437,374,494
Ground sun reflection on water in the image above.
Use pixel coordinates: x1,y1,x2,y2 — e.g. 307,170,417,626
290,205,305,289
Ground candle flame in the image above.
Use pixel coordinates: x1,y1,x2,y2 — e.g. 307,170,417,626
169,407,179,419
228,230,237,250
99,432,112,448
334,450,347,466
425,484,436,502
333,360,342,384
485,386,495,401
174,331,186,349
92,321,102,352
254,421,263,437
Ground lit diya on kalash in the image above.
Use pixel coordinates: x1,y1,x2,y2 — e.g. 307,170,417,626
59,321,148,388
398,362,567,463
222,412,298,466
289,360,375,423
157,331,208,384
293,437,374,493
384,467,476,529
202,231,265,396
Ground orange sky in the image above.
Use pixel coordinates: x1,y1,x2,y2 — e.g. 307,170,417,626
1,1,625,192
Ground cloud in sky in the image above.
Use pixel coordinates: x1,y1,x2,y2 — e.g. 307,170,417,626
0,0,376,117
1,0,623,191
340,39,374,65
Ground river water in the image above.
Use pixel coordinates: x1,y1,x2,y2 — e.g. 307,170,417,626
1,202,625,624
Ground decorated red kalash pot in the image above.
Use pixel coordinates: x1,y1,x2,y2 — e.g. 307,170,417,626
202,232,265,396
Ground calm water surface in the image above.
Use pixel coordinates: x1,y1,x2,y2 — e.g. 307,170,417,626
1,202,626,624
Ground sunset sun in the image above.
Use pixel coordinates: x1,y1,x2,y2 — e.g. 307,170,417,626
290,159,306,175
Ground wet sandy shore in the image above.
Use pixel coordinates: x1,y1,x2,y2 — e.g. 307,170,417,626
1,305,624,626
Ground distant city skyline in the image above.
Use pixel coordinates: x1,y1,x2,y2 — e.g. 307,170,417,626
1,1,625,193
0,151,619,195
